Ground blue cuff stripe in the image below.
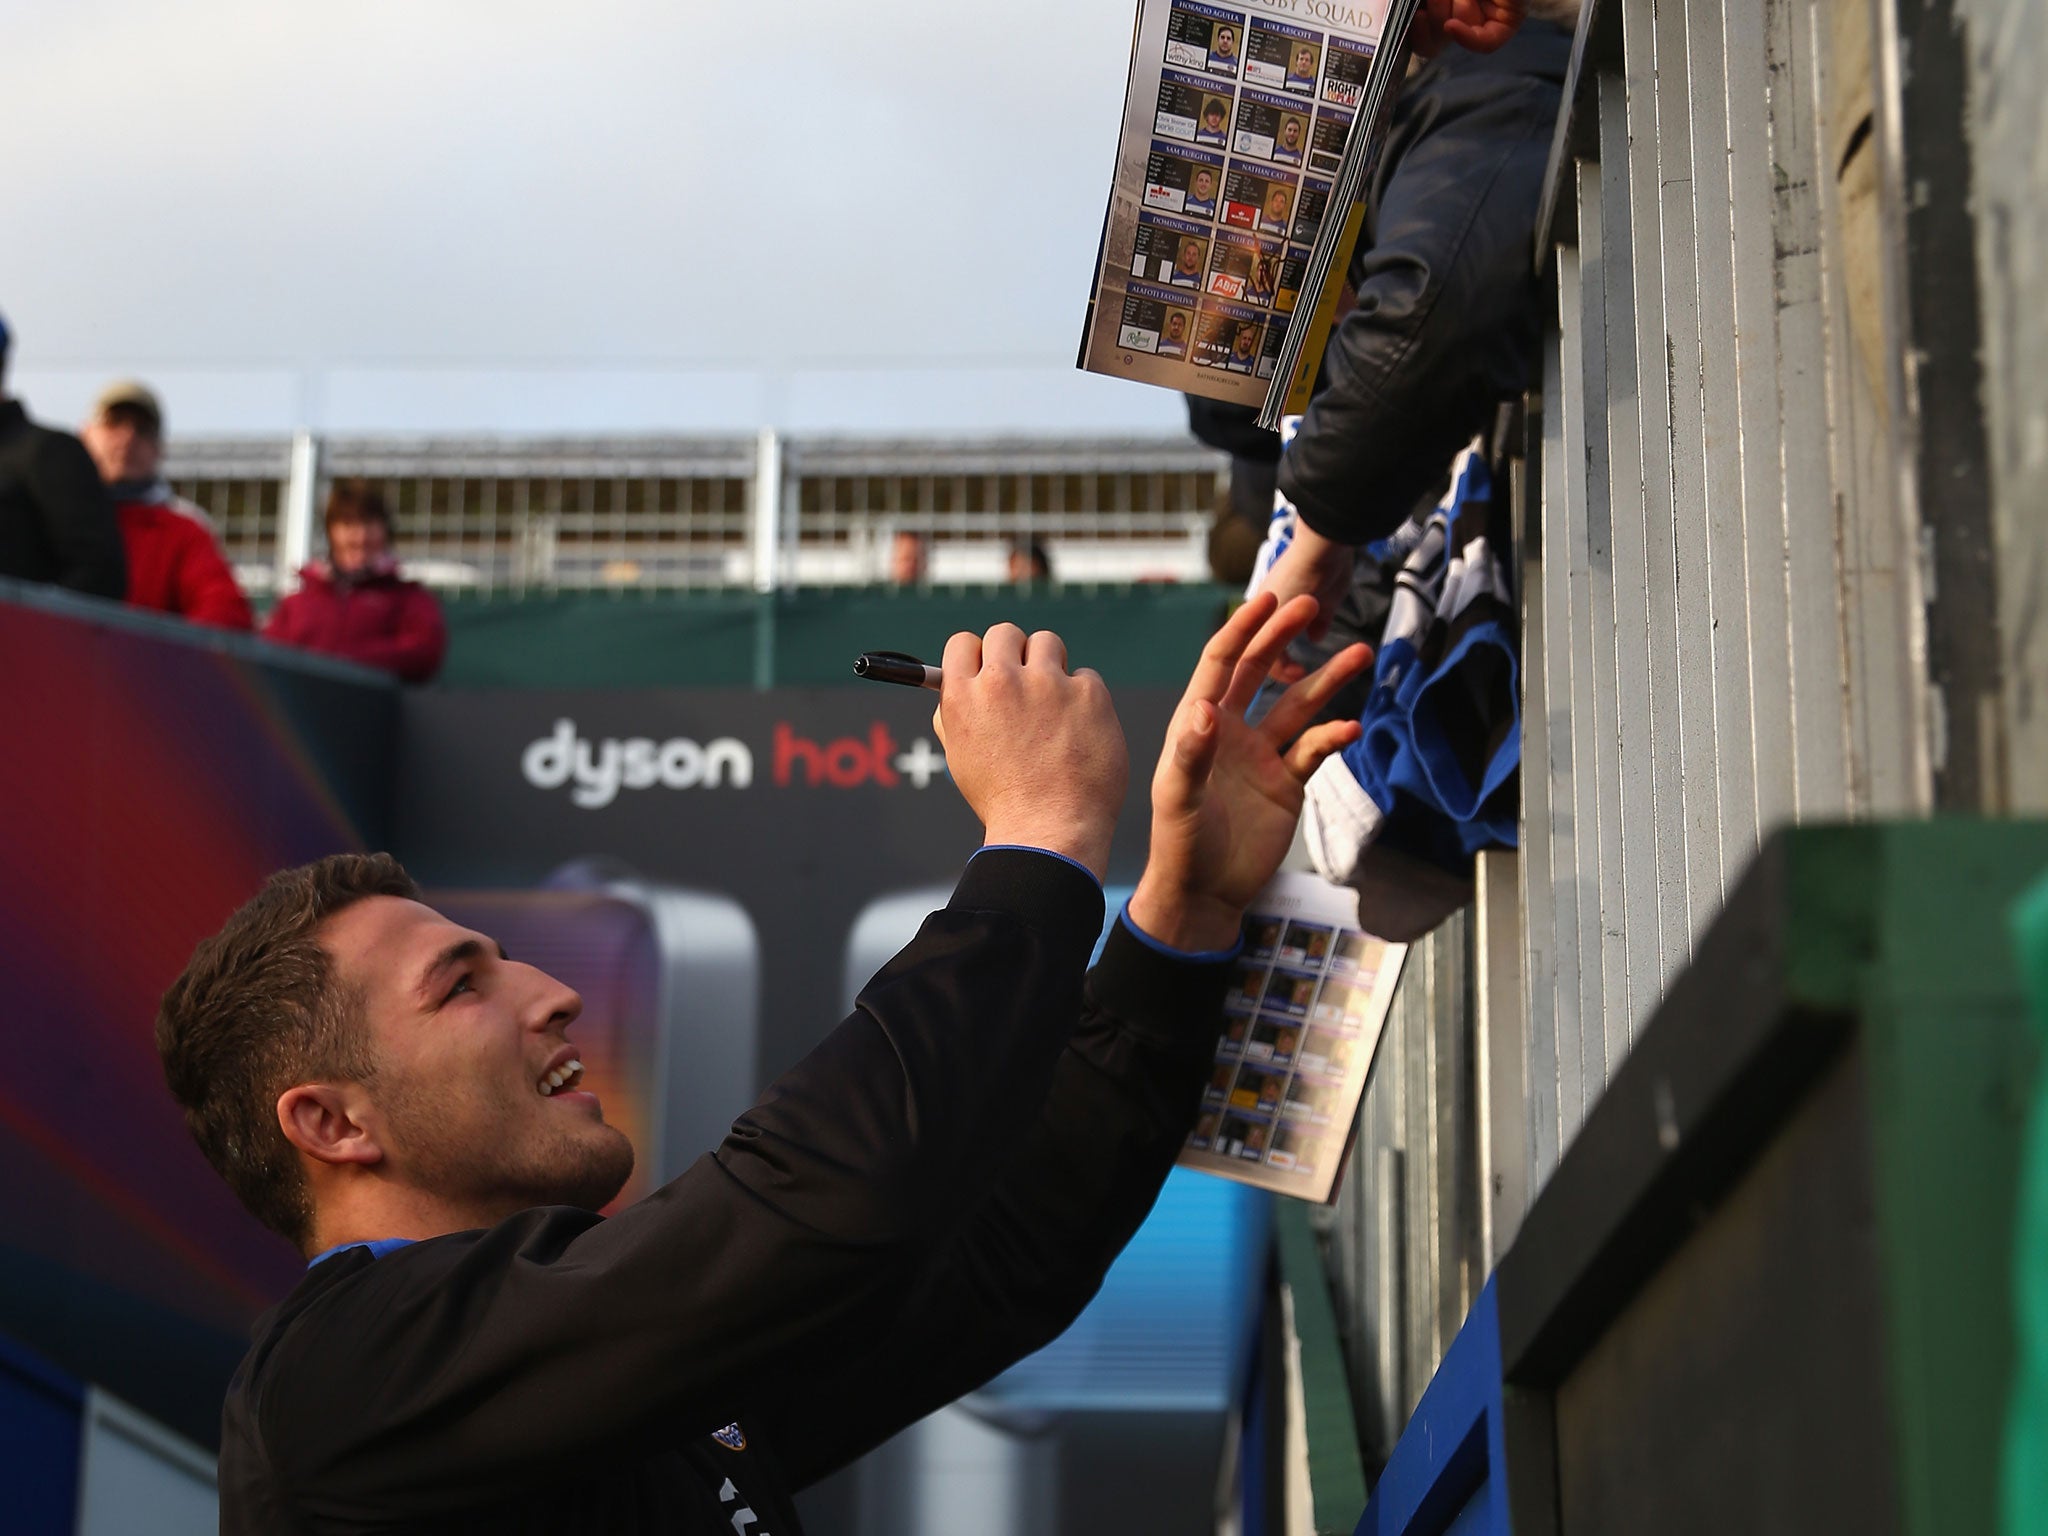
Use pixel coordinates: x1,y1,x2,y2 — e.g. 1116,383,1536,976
974,844,1104,893
1119,899,1244,963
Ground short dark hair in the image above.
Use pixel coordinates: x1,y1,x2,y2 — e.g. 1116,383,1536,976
324,478,392,533
157,854,419,1249
102,401,161,439
1011,539,1053,581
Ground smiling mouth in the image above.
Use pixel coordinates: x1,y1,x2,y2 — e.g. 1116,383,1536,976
537,1059,585,1097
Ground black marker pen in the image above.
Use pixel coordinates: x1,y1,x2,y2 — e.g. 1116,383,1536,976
853,651,943,691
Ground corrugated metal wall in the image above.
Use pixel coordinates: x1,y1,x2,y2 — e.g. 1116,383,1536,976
1311,0,2048,1466
1314,906,1481,1458
1520,0,1932,1186
1953,0,2048,814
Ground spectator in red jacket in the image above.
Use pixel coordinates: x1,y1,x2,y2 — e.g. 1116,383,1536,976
81,380,254,630
263,478,446,683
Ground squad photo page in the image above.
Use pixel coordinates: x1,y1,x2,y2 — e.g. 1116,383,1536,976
1076,0,1395,409
1178,872,1405,1203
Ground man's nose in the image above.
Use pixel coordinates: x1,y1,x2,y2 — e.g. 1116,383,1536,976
520,964,582,1032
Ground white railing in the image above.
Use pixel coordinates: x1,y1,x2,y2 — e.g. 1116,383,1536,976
165,433,1225,596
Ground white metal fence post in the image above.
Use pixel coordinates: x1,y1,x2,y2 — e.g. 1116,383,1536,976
277,430,320,596
751,428,782,595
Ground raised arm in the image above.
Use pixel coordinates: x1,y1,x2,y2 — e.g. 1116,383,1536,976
754,916,1231,1487
751,594,1375,1484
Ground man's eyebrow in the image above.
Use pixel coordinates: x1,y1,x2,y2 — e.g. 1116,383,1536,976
413,937,510,1007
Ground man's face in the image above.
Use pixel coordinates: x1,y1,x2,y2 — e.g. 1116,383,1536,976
1192,170,1215,200
1293,45,1317,74
1282,118,1303,148
317,896,635,1222
328,515,390,575
1177,239,1204,273
1203,103,1226,131
890,531,927,584
1267,187,1292,219
82,409,161,484
1234,325,1258,357
1213,26,1236,54
1166,312,1188,340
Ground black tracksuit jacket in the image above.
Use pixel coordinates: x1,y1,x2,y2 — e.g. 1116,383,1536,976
0,398,126,597
219,851,1233,1534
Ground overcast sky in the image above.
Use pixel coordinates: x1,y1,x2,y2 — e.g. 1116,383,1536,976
2,0,1186,437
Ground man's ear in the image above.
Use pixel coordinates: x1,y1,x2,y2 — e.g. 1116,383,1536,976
277,1083,383,1168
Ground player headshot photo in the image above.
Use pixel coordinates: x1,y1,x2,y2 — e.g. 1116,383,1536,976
1276,114,1306,162
1230,320,1260,369
1173,236,1206,285
1260,182,1293,233
1186,166,1218,214
1209,23,1239,66
1198,96,1230,144
1161,308,1191,352
1288,41,1320,86
1247,255,1276,305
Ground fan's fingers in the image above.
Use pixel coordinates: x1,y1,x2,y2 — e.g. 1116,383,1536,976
1162,700,1222,800
1259,642,1373,745
1283,717,1364,781
1219,594,1321,714
1182,592,1279,707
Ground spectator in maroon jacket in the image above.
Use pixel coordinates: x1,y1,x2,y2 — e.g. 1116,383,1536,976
263,479,446,683
81,380,254,630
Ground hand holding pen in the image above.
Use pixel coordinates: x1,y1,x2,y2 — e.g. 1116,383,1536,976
862,628,1125,881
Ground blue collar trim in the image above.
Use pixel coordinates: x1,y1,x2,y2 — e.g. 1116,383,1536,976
307,1237,418,1269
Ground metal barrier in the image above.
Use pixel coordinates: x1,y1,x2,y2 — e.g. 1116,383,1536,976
1316,905,1480,1460
164,433,1223,596
1312,0,2039,1473
1516,0,1936,1201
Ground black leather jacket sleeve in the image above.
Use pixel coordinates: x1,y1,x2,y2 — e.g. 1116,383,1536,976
1277,26,1570,547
